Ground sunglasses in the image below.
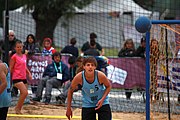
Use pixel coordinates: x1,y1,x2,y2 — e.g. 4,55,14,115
9,35,14,37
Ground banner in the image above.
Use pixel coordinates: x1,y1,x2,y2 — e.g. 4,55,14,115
157,59,180,94
27,55,146,89
27,54,70,85
108,57,146,89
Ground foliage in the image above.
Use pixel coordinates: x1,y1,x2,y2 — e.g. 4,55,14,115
0,0,24,27
133,0,180,19
19,0,94,23
13,0,95,45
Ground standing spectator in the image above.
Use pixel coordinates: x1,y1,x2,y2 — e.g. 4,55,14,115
66,57,112,120
42,37,56,56
0,60,11,120
32,52,70,104
81,32,104,56
9,40,32,114
23,34,41,55
135,37,146,58
2,30,19,56
2,30,20,97
84,38,100,56
118,39,136,100
150,39,160,101
118,39,136,57
61,38,79,58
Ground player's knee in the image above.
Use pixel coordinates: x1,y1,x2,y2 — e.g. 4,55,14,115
21,90,28,97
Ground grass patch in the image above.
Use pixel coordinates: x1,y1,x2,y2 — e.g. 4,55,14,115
55,47,119,57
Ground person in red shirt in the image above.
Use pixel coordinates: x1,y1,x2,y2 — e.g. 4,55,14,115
10,40,32,114
42,37,56,55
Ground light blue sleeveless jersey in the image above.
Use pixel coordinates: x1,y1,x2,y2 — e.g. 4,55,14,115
0,63,11,108
82,70,109,108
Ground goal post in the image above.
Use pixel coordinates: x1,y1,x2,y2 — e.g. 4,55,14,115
145,20,180,120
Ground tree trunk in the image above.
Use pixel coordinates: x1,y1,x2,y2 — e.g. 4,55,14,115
32,9,61,46
35,19,58,46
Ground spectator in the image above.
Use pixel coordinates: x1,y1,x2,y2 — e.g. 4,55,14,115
23,34,41,55
23,34,41,97
118,39,136,57
0,60,11,120
61,38,79,58
84,38,100,56
75,56,84,74
81,32,104,56
32,52,70,104
55,56,77,104
2,30,19,57
42,37,56,56
150,39,163,102
66,57,112,120
2,30,20,97
135,37,146,58
9,40,32,114
118,39,136,100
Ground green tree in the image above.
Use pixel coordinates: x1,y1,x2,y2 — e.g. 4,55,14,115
133,0,180,19
0,0,94,44
0,0,23,27
17,0,94,45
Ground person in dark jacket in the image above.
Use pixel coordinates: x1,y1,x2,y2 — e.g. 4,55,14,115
32,52,70,104
84,38,100,56
118,39,136,57
81,32,104,56
118,39,136,100
23,34,41,55
135,37,146,58
61,38,79,58
2,30,19,57
2,30,19,97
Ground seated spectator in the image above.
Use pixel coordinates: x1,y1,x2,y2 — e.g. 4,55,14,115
81,32,104,56
24,34,41,96
118,39,136,57
84,38,100,56
56,56,83,104
135,37,146,58
42,37,56,56
94,56,109,75
61,38,79,58
118,39,136,100
32,52,70,104
24,34,41,55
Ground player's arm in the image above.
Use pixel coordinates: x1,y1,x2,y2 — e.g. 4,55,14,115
9,57,15,74
26,68,32,80
95,71,111,110
0,64,7,94
98,71,111,101
66,72,82,120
